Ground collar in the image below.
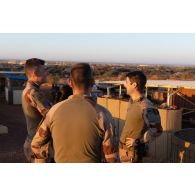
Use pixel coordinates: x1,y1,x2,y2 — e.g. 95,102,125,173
68,94,96,107
130,95,145,104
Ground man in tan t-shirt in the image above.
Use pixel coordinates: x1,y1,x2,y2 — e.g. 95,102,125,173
119,71,162,163
31,63,117,163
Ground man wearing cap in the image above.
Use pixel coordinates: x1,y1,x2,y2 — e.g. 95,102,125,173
22,58,52,162
31,63,117,163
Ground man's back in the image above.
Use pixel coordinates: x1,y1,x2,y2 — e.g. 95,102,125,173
31,62,117,163
49,95,106,163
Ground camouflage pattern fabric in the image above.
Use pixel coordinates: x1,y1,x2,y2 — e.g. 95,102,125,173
22,81,52,162
119,143,147,163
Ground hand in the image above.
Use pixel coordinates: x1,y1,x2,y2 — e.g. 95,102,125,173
125,138,136,148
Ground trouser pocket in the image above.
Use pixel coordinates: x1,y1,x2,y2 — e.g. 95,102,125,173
119,148,134,163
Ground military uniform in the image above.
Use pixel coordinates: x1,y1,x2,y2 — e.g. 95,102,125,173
31,94,118,163
22,81,52,162
119,96,162,163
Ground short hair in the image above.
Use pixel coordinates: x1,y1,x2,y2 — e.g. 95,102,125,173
126,71,147,92
24,58,45,77
70,63,94,89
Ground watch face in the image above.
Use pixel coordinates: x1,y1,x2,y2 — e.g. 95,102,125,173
135,139,139,144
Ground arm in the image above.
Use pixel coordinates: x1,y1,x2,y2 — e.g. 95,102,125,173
31,114,51,163
101,112,118,163
141,108,163,143
29,89,52,117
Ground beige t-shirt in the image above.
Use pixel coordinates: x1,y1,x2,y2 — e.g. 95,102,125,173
32,94,117,163
120,97,153,144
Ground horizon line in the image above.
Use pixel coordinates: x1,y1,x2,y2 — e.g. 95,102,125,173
0,58,195,66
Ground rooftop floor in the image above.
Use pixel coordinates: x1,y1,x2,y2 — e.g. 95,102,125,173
0,94,27,163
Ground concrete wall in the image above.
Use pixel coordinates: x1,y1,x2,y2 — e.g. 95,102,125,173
13,90,23,104
5,87,23,105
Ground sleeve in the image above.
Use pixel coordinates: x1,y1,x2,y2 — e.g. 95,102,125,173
31,113,51,163
29,89,51,117
101,111,118,163
141,108,163,143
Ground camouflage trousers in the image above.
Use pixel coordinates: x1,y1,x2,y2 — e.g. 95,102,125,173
23,137,35,163
24,137,54,163
119,148,135,163
119,145,146,163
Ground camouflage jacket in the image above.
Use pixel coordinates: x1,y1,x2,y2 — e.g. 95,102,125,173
22,81,52,140
31,94,118,163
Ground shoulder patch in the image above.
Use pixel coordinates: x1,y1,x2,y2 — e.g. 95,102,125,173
142,107,163,142
140,98,153,110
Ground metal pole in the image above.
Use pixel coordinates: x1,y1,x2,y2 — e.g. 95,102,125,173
119,84,122,98
107,87,110,97
167,88,170,107
167,88,182,108
145,86,148,97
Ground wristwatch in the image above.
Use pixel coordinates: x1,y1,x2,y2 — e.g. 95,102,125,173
135,139,141,145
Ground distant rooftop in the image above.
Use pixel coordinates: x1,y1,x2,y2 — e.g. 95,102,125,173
96,80,195,89
147,80,195,89
0,71,25,74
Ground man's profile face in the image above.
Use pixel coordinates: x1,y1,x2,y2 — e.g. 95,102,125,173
35,65,47,84
124,77,136,96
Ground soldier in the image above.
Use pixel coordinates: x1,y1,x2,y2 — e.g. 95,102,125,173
119,71,162,163
22,58,52,162
31,63,117,163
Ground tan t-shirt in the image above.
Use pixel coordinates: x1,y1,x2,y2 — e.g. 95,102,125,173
120,97,153,144
31,95,117,163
